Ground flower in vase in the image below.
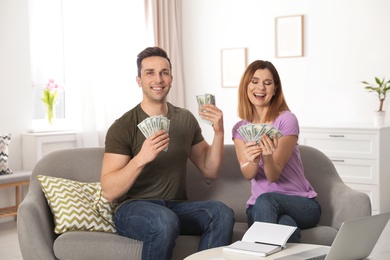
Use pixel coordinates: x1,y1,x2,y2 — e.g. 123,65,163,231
41,79,60,125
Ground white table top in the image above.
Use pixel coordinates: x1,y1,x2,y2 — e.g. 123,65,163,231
184,221,390,260
184,243,329,260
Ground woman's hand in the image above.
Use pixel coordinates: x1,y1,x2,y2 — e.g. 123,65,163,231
243,141,262,164
259,134,278,157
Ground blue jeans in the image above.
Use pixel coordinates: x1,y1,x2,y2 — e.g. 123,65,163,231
114,199,234,260
246,192,321,243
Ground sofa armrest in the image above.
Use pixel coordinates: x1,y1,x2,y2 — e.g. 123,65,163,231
324,181,371,229
17,188,58,260
299,145,372,230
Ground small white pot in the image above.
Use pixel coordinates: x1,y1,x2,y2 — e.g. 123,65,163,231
373,111,386,126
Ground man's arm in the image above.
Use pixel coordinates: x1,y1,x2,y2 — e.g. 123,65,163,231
100,130,169,202
189,104,224,179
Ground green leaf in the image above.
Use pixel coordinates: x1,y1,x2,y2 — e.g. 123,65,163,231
375,77,382,85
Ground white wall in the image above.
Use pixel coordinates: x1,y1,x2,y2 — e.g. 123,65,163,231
181,0,390,144
0,0,32,170
0,0,32,221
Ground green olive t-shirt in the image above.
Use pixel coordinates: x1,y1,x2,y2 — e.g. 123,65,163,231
104,103,204,204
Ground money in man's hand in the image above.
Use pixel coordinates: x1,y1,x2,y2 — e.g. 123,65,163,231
196,93,216,125
137,115,170,151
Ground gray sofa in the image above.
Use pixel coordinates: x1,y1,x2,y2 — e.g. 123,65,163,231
17,144,371,260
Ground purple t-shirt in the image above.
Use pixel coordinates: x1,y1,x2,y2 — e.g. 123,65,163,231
232,111,317,208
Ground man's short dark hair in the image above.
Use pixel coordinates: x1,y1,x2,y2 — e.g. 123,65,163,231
137,47,172,77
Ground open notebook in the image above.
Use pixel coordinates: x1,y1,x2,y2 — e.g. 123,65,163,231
274,212,390,260
223,222,297,257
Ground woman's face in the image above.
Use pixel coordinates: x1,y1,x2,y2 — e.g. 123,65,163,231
247,68,276,108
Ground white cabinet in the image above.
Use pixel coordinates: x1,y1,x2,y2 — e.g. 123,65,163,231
299,126,390,215
22,131,78,171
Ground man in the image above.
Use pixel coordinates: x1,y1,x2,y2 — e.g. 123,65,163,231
100,47,234,260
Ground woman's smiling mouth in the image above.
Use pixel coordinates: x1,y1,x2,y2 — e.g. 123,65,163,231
254,93,265,98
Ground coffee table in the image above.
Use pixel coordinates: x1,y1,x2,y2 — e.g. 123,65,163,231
184,243,330,260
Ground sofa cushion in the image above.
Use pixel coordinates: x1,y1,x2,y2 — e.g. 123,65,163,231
54,231,142,260
0,133,12,175
37,175,116,234
300,225,339,246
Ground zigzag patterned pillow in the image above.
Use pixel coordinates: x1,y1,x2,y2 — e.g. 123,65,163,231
93,186,117,225
37,175,116,234
0,133,12,175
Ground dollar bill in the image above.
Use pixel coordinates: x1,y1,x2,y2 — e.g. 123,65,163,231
205,93,216,105
237,123,283,143
196,93,216,125
137,115,170,151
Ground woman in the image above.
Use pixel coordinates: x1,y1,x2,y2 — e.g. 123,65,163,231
232,60,321,242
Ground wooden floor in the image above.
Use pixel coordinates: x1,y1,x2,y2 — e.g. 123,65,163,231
1,218,390,260
0,220,22,260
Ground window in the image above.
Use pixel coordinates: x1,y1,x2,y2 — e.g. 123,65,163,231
29,0,147,132
29,0,66,129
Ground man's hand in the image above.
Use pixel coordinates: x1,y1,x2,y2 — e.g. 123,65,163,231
199,104,224,133
137,130,169,165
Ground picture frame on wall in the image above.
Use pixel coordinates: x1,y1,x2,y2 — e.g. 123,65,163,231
275,15,304,58
221,48,247,88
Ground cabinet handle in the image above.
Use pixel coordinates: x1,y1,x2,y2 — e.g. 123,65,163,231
331,159,345,163
329,134,345,138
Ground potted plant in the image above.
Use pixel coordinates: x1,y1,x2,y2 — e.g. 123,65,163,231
362,77,390,125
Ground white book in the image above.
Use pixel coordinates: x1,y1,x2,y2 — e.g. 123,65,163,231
223,222,297,257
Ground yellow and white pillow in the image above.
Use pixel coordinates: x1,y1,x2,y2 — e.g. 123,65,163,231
37,175,116,234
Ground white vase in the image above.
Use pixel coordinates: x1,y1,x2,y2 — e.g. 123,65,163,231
373,111,386,126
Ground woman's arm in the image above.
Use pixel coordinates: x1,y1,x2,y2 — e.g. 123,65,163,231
260,134,297,182
233,138,262,180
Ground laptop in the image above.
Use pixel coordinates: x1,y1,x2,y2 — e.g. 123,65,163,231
274,212,390,260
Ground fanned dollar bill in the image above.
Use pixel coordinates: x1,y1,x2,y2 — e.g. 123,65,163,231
137,115,170,151
237,123,283,143
196,93,216,125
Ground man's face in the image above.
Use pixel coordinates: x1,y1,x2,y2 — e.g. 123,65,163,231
137,56,173,103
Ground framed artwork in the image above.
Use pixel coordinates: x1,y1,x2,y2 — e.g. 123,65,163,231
221,48,247,88
275,15,304,58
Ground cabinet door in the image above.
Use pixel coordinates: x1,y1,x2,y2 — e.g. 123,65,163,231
330,158,378,185
299,132,378,159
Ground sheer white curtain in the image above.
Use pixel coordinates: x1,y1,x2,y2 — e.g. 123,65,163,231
68,0,185,146
61,0,149,146
29,0,148,145
145,0,185,108
29,0,183,147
